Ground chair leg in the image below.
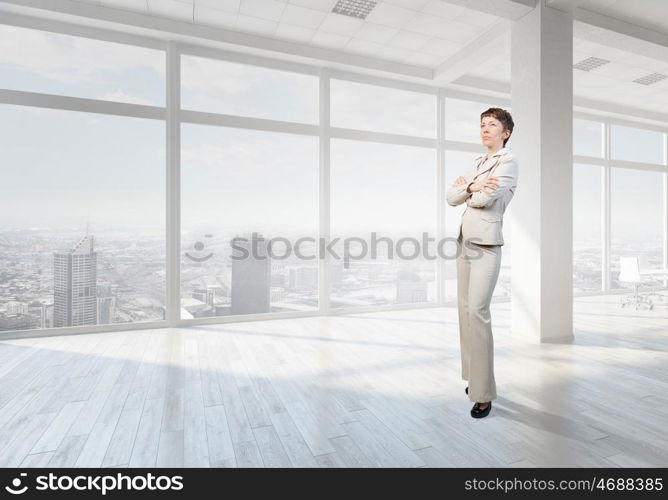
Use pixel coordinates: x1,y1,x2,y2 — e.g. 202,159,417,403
620,283,654,310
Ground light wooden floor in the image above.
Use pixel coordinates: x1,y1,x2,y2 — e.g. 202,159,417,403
1,294,667,468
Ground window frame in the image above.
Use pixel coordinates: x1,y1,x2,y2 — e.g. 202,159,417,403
2,13,667,338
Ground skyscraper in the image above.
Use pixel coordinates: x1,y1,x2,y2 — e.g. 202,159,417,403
288,266,317,292
96,282,115,325
53,234,97,327
231,232,271,315
396,269,427,304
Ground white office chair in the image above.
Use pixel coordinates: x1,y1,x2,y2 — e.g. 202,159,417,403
618,257,653,310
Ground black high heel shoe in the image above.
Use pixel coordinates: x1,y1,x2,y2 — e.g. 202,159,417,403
471,401,492,418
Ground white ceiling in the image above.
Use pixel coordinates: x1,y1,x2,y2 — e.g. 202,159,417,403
577,0,668,36
458,0,668,117
465,27,668,116
4,0,668,119
572,38,668,110
71,0,502,67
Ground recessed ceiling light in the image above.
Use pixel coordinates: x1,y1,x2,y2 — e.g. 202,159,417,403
573,57,610,71
632,72,668,85
332,0,377,20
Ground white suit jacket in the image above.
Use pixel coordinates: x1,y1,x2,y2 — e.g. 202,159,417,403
446,147,518,246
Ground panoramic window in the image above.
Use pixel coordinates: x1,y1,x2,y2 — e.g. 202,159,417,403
0,104,165,332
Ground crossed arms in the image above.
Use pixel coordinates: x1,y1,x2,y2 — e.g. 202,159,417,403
446,154,518,208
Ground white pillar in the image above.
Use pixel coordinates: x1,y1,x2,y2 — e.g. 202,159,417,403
510,1,574,342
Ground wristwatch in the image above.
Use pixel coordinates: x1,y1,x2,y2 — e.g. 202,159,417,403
466,182,474,194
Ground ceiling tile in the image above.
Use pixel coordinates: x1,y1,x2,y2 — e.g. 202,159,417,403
386,30,430,51
616,53,668,71
466,51,510,81
420,0,465,20
573,70,602,89
279,4,327,28
651,61,668,74
194,5,237,27
578,43,635,64
196,0,240,13
353,22,399,44
419,36,462,57
288,0,337,13
239,0,286,22
436,19,482,43
573,50,591,63
592,61,651,81
383,0,429,10
366,2,416,29
318,12,364,36
648,80,668,94
404,12,452,38
453,7,499,28
599,0,668,35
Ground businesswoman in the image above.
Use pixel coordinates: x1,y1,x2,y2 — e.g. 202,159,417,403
446,108,518,419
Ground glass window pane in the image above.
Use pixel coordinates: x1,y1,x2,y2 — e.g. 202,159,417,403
574,119,604,157
181,55,318,124
611,124,665,165
0,24,165,106
330,140,437,307
611,168,664,290
0,104,165,332
181,125,319,317
573,164,603,294
331,79,436,137
445,98,509,144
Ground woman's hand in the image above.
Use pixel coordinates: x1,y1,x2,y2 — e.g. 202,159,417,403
469,176,499,194
452,176,467,187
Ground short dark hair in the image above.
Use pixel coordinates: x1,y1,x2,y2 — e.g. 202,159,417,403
480,107,514,147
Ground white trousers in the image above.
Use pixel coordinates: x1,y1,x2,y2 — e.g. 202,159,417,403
456,234,502,402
